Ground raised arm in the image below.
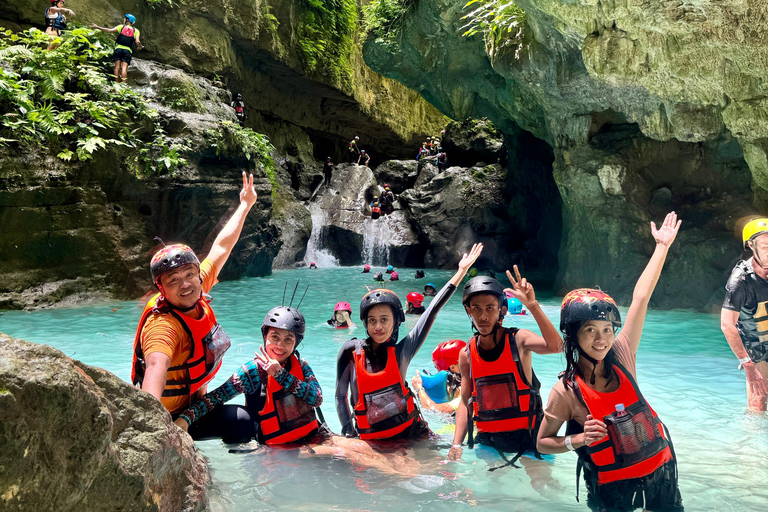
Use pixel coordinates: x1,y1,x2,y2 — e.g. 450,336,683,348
621,212,681,353
205,172,259,279
504,265,562,355
89,24,117,33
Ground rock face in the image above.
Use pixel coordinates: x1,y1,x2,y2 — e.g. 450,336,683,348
363,0,761,308
0,333,209,511
441,118,506,168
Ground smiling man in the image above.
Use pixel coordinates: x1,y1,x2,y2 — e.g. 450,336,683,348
131,172,259,442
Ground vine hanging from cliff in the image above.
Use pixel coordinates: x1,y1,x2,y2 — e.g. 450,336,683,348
461,0,526,63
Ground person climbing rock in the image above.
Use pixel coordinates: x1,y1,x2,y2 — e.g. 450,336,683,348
90,14,144,83
380,184,395,215
335,244,483,441
329,302,356,329
370,197,381,220
44,0,73,50
358,150,371,167
437,148,448,172
349,136,360,162
323,157,334,188
131,172,259,443
449,268,562,471
538,212,683,512
722,217,768,412
424,283,437,297
231,94,247,126
406,292,425,315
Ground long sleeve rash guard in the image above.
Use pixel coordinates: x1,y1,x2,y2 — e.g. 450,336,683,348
335,282,457,436
179,358,322,425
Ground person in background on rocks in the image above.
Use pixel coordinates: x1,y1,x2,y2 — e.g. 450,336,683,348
381,184,395,215
362,264,371,273
373,271,385,282
424,283,437,297
44,0,73,51
231,94,247,126
437,148,448,172
538,212,683,512
358,149,371,167
131,171,258,443
411,340,466,415
90,14,144,83
721,217,768,412
329,302,356,329
389,271,399,282
449,268,562,471
323,157,334,188
415,270,425,279
309,262,317,269
406,292,425,315
335,244,483,441
417,144,430,161
349,136,360,162
370,196,381,220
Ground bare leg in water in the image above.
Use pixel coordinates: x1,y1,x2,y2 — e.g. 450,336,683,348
299,436,422,477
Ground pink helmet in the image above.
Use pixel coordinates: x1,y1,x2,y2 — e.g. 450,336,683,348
334,301,352,313
390,271,399,280
364,264,371,271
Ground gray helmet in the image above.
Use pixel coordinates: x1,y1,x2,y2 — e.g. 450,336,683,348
462,276,505,306
360,288,405,324
261,306,306,343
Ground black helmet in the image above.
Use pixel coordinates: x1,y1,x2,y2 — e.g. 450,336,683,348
415,269,425,279
261,306,306,343
559,288,621,335
236,93,242,99
462,276,504,306
150,243,200,284
360,288,405,323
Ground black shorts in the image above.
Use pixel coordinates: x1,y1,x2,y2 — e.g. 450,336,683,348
112,48,133,64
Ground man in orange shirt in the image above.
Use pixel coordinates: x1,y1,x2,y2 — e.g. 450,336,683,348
131,171,259,442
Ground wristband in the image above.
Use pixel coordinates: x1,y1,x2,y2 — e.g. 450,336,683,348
564,435,575,451
451,444,462,449
738,356,752,365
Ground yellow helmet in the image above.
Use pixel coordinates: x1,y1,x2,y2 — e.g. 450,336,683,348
743,218,768,249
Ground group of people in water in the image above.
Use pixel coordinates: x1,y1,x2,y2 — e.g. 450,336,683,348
134,172,768,511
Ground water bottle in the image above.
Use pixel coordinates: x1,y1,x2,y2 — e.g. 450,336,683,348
610,403,639,454
614,403,628,417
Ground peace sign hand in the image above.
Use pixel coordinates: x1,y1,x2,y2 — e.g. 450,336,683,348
255,346,281,377
505,265,536,307
240,171,258,208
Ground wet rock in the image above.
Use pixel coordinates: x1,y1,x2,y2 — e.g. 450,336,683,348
0,333,209,512
372,160,420,191
442,118,507,167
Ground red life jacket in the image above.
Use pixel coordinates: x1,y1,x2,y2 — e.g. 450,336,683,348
469,329,541,436
257,354,319,445
234,102,245,114
572,361,673,485
131,292,229,398
371,206,380,220
353,341,419,440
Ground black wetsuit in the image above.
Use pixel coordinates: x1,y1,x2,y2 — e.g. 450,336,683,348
323,161,334,186
335,282,457,437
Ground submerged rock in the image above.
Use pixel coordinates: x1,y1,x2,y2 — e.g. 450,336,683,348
0,333,209,511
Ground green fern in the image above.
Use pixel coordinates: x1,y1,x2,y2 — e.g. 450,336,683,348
460,0,526,62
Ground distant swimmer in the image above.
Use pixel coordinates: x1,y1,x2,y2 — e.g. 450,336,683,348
90,14,144,83
389,271,399,282
329,302,356,329
722,217,768,411
309,262,317,269
386,265,394,274
415,270,425,279
406,292,425,315
424,283,437,297
411,340,466,414
373,271,385,282
362,264,371,273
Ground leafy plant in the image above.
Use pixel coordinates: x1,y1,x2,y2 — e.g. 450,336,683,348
461,0,526,63
206,121,275,171
362,0,415,46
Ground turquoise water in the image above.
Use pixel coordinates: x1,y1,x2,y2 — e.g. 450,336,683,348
1,267,766,511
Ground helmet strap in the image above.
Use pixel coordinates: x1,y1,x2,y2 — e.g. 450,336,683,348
575,345,600,385
751,242,768,269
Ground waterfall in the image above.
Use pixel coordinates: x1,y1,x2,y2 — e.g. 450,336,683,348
361,217,391,266
304,200,339,267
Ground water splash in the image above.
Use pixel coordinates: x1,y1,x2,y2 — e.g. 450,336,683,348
304,200,339,267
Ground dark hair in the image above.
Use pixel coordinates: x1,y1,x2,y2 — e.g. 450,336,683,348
446,371,461,397
561,323,615,390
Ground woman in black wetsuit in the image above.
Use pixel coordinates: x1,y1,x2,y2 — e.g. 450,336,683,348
335,243,483,441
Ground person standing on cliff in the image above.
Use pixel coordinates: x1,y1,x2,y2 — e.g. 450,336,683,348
90,14,144,83
130,171,259,443
721,218,768,412
44,0,74,51
323,156,334,188
231,94,247,126
349,136,360,162
357,149,370,167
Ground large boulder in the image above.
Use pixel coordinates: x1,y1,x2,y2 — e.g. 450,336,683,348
372,160,420,191
441,118,507,167
0,334,209,512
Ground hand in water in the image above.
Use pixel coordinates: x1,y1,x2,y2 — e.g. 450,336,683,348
458,243,483,272
174,417,190,432
448,445,462,461
240,171,258,208
745,363,768,398
504,265,536,307
582,414,608,445
256,346,281,376
651,211,681,247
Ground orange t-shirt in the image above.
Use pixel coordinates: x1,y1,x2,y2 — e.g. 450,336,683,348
140,258,218,414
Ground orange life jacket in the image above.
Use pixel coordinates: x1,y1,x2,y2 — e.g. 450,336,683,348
469,329,541,436
572,361,673,485
257,354,319,445
353,341,419,440
131,292,229,398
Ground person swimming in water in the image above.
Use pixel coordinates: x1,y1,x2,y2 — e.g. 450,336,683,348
406,292,425,315
362,264,371,274
373,271,385,282
411,340,465,415
721,217,768,412
328,302,356,329
386,264,394,274
309,262,317,269
537,212,683,512
449,267,562,470
335,244,483,441
424,283,437,297
415,270,425,279
389,271,399,282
